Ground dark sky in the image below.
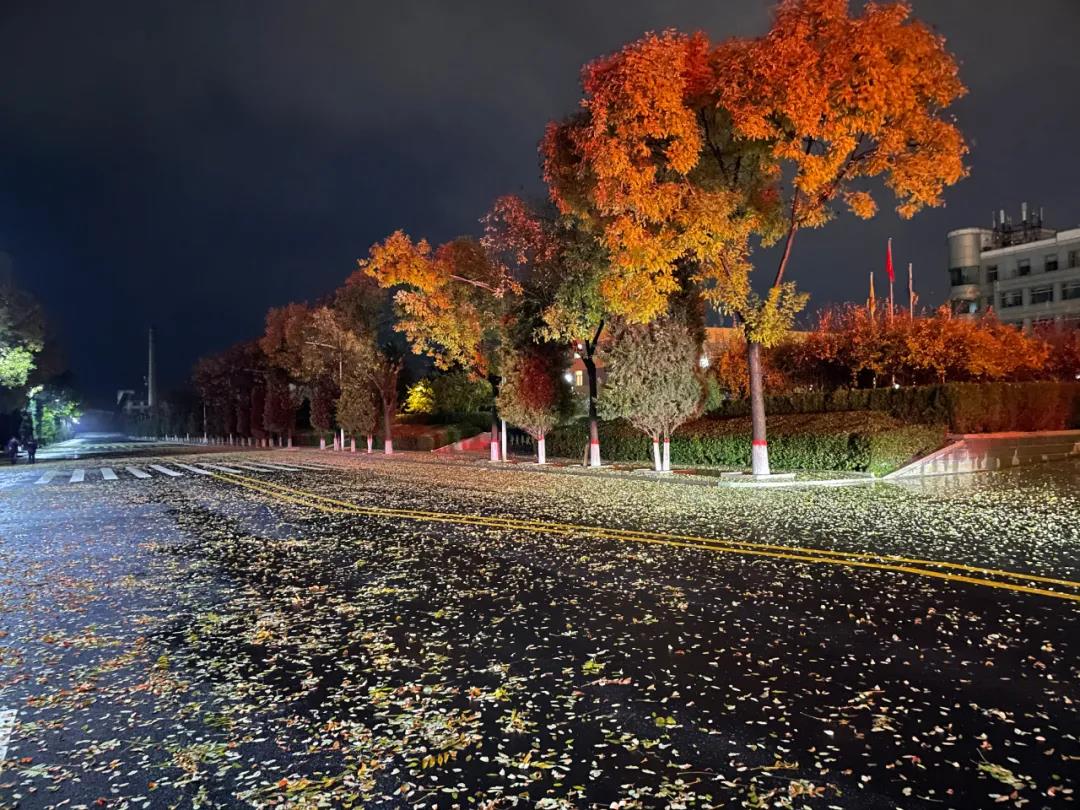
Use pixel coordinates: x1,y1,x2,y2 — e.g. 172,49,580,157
2,1,1079,405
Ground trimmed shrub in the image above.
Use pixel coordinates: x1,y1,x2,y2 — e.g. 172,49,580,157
547,412,944,474
708,381,1080,433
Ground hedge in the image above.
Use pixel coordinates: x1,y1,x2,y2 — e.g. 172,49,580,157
547,412,944,475
707,381,1080,433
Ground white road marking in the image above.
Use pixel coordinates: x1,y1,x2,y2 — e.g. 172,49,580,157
232,462,282,472
70,469,85,483
262,462,315,470
198,463,245,473
125,466,152,479
101,467,118,481
34,471,56,485
148,464,183,477
173,463,213,476
0,708,16,763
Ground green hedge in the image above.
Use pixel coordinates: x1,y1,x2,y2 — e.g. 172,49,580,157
707,381,1080,433
547,412,944,475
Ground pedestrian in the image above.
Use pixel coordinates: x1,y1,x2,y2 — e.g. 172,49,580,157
5,436,18,465
26,437,37,464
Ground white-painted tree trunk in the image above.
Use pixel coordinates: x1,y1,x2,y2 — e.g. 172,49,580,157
339,428,345,451
333,436,339,451
652,439,662,472
752,441,770,476
537,433,546,465
367,435,373,454
287,434,293,449
490,429,500,462
350,437,356,452
384,438,393,455
501,420,508,462
320,436,326,451
663,435,671,472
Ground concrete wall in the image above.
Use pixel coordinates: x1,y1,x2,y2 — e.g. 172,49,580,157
886,430,1080,478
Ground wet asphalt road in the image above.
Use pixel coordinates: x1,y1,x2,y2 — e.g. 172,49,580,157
0,451,1077,809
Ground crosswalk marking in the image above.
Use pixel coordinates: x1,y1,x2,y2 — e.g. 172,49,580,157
148,464,183,477
173,463,214,476
199,463,244,473
19,457,336,487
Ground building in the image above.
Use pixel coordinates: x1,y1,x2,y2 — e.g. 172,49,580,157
947,204,1080,330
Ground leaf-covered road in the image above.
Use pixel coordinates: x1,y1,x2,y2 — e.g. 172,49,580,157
1,452,1077,808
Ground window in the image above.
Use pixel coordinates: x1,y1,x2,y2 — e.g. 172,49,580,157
1063,281,1080,301
1017,259,1031,277
1045,254,1059,272
1000,289,1023,308
574,369,584,387
1069,250,1080,269
986,264,998,283
1030,285,1054,304
949,266,978,286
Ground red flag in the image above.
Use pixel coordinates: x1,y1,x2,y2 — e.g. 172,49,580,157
885,238,895,284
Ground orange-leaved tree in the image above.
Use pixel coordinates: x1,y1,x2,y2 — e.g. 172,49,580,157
543,0,967,474
359,229,518,461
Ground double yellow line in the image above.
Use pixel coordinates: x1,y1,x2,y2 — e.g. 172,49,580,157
209,470,1080,604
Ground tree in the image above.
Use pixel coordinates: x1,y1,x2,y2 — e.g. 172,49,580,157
543,0,968,474
263,369,297,444
404,379,436,415
0,268,45,390
336,379,379,447
310,375,338,436
598,316,704,472
495,345,573,464
361,231,516,461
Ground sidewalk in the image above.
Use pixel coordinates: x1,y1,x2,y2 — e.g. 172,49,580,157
285,446,880,490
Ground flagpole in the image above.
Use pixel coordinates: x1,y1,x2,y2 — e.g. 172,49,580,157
886,237,895,320
908,262,914,320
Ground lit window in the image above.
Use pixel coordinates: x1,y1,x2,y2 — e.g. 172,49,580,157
574,370,584,387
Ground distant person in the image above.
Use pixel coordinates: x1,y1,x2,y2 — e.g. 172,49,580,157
26,437,37,464
5,437,18,465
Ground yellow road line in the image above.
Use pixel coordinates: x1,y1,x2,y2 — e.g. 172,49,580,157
209,471,1080,603
215,470,1080,590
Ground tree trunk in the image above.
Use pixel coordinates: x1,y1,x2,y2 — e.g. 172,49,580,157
501,419,508,462
367,434,373,454
584,355,601,468
662,430,671,472
382,399,393,455
350,437,356,453
537,431,546,465
320,436,326,451
747,340,771,476
651,437,662,472
489,374,501,463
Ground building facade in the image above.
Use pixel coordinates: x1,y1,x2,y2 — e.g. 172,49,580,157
947,207,1080,330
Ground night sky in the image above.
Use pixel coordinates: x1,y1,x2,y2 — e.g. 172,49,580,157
2,0,1079,406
